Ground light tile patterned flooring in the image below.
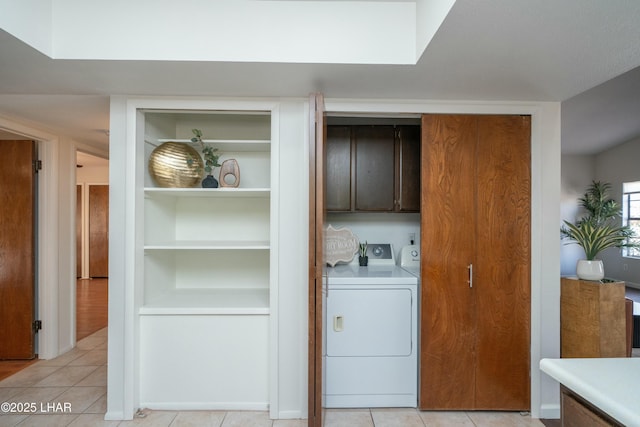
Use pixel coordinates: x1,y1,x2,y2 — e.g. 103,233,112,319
0,327,546,426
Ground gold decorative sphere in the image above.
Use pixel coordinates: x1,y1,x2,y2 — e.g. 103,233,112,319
148,142,204,188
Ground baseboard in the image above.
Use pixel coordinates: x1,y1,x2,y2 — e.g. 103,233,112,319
140,402,269,411
104,410,128,421
606,277,640,289
624,281,640,290
539,403,561,419
276,410,304,419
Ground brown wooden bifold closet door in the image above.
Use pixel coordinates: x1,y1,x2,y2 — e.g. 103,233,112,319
419,114,531,411
420,115,477,409
308,93,326,427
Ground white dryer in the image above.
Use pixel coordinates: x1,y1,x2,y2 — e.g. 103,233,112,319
324,244,418,408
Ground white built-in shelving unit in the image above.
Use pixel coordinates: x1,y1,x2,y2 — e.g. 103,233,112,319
137,107,277,410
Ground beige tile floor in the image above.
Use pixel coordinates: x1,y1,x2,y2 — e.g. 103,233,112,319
0,328,546,426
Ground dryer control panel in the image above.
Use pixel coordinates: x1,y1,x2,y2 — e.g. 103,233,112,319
363,243,394,265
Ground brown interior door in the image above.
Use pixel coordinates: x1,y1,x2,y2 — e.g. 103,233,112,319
88,185,109,278
77,185,82,278
474,115,530,410
308,93,326,427
0,140,36,359
420,115,477,409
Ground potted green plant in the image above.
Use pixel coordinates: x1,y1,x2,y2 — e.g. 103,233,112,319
190,128,221,188
561,181,638,280
358,241,368,266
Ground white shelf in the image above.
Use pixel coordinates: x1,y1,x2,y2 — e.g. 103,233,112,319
140,288,270,315
144,240,270,250
157,138,270,152
144,188,270,198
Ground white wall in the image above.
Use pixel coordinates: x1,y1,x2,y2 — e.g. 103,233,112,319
595,136,640,286
326,213,420,260
48,1,416,64
0,0,53,56
273,101,309,418
560,154,595,276
76,164,108,183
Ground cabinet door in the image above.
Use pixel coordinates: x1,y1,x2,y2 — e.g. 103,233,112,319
326,126,352,211
396,126,421,212
419,115,477,409
354,126,395,211
474,115,530,410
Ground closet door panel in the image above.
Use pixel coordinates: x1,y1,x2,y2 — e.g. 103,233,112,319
475,115,531,409
419,114,477,409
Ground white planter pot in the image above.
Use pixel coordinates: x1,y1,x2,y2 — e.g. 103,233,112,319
576,259,604,281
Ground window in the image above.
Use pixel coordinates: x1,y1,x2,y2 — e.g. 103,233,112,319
623,181,640,257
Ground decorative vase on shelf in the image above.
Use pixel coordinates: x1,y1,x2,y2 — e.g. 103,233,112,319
202,175,219,188
148,141,203,188
576,259,604,281
359,256,368,266
219,159,240,188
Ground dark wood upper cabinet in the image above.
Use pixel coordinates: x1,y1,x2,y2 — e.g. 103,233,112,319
395,125,421,212
354,125,395,211
326,126,352,211
326,124,420,213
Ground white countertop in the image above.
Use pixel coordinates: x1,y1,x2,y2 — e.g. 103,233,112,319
540,358,640,427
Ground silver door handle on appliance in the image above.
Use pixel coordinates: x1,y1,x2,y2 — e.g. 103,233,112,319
333,315,343,332
468,264,473,288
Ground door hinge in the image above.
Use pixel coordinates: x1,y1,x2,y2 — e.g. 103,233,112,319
33,320,42,333
33,160,42,173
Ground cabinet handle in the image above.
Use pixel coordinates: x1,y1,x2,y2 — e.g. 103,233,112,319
468,264,473,288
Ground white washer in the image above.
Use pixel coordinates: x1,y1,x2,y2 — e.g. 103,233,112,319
325,244,418,408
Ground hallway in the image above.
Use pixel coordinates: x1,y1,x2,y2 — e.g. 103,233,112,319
76,279,108,342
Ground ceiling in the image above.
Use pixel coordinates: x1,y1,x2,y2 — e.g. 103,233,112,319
0,0,639,155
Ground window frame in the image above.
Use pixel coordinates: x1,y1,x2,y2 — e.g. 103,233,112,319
622,183,640,258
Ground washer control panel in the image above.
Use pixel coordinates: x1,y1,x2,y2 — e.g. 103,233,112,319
364,243,394,265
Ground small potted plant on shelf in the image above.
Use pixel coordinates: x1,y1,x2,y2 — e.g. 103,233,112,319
189,128,221,188
359,241,368,266
560,180,639,280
